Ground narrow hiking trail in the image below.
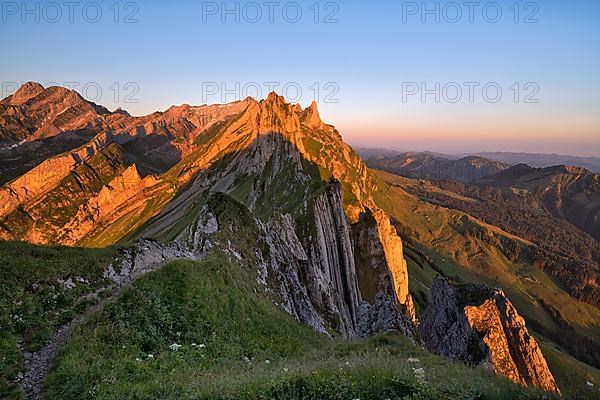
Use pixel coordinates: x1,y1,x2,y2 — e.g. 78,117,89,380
19,239,196,400
20,290,117,400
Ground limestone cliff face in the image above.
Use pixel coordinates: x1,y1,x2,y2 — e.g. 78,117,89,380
419,277,560,393
292,96,416,328
306,179,362,334
370,209,415,322
223,93,415,328
0,143,153,245
352,210,415,336
0,131,112,219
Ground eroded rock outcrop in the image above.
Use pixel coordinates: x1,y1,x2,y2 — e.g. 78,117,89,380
353,210,415,337
370,209,416,323
357,293,414,338
310,179,362,329
419,277,560,393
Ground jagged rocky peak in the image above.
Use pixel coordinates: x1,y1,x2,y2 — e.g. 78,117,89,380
113,107,131,117
243,92,330,140
419,277,560,394
9,81,45,105
212,92,335,167
0,82,106,146
257,92,303,137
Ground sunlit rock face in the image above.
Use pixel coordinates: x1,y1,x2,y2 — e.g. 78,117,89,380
0,84,417,340
419,277,560,394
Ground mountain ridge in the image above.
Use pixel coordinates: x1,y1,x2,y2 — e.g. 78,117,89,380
0,83,586,397
364,151,510,183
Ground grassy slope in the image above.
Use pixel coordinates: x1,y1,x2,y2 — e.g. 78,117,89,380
372,171,600,398
538,339,600,398
45,253,552,400
0,241,117,400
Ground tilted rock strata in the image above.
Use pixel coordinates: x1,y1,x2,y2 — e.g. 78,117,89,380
465,292,560,393
174,180,363,336
310,179,362,329
59,165,158,245
370,208,416,323
176,193,333,334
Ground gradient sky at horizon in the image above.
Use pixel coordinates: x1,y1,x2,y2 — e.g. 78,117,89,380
1,0,599,156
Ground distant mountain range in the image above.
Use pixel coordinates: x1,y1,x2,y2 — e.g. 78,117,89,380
363,146,600,246
475,152,600,173
363,151,509,183
357,148,600,174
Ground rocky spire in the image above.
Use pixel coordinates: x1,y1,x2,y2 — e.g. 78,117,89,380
300,101,325,130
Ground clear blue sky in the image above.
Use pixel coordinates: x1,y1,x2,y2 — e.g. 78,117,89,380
1,0,599,156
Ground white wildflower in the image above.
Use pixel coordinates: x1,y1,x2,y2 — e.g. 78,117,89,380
407,357,420,363
147,354,154,359
11,314,24,323
265,359,270,364
413,367,426,382
243,356,250,362
586,381,594,387
169,343,182,351
199,344,206,348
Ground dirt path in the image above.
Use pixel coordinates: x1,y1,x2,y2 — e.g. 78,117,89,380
20,291,115,400
19,239,196,400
